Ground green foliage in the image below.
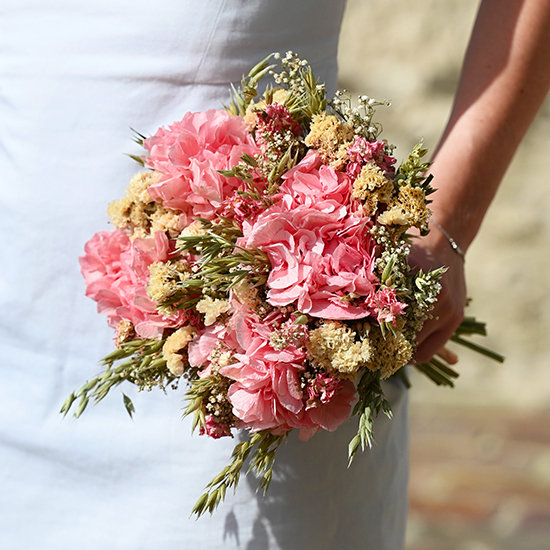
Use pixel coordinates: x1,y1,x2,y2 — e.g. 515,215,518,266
225,55,277,116
348,370,392,466
123,393,136,418
192,431,286,517
125,128,148,166
276,62,327,126
395,141,434,193
60,338,174,418
170,219,270,307
183,372,232,434
414,357,459,387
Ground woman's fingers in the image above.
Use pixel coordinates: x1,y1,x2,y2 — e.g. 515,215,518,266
409,233,467,364
436,346,459,365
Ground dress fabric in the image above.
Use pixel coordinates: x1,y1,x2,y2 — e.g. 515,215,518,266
0,1,409,549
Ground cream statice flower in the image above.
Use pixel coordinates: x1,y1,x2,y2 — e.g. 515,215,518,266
304,112,354,169
196,296,231,326
179,219,207,238
147,260,191,315
162,325,196,377
364,327,413,379
378,183,431,231
307,321,371,379
107,171,184,238
352,161,394,217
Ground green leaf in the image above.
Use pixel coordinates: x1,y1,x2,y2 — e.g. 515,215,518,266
124,153,145,167
60,392,77,416
123,393,135,419
381,255,397,284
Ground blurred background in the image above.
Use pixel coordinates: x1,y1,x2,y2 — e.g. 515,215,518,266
339,1,550,549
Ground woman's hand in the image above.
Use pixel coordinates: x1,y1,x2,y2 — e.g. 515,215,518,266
409,227,467,364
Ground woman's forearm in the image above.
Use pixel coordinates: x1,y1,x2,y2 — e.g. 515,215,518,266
414,0,550,362
428,0,550,252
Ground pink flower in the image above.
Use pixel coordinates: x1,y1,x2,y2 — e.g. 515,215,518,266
221,192,269,227
143,110,260,220
369,287,407,326
218,311,307,432
305,372,343,409
255,102,302,156
80,230,188,339
277,150,351,216
346,136,396,179
239,206,377,319
298,379,356,440
199,414,233,439
191,311,356,440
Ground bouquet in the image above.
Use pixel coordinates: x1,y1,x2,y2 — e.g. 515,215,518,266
62,52,503,516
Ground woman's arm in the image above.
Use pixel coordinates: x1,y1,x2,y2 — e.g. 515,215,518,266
414,0,550,363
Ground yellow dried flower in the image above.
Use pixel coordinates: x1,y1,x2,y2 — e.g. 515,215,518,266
147,261,191,314
130,227,148,240
115,319,136,348
196,296,231,326
162,326,196,377
307,321,371,379
107,196,133,229
352,161,395,217
179,220,207,239
304,113,354,166
270,88,291,105
376,208,410,227
378,184,431,231
150,207,182,238
364,328,413,380
127,171,162,203
107,171,182,237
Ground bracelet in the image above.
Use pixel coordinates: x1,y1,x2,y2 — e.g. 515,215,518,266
431,219,466,260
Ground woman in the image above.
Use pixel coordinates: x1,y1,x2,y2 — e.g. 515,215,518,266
1,1,549,548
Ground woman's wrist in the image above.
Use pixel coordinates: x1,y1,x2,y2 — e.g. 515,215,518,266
430,218,466,261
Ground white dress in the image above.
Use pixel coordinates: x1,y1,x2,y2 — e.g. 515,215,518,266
0,1,409,548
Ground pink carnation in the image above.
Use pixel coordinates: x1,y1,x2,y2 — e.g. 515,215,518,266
189,312,355,440
239,207,377,319
80,230,188,339
277,150,351,216
143,110,260,221
369,287,407,326
217,311,355,440
305,372,342,410
297,379,356,441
